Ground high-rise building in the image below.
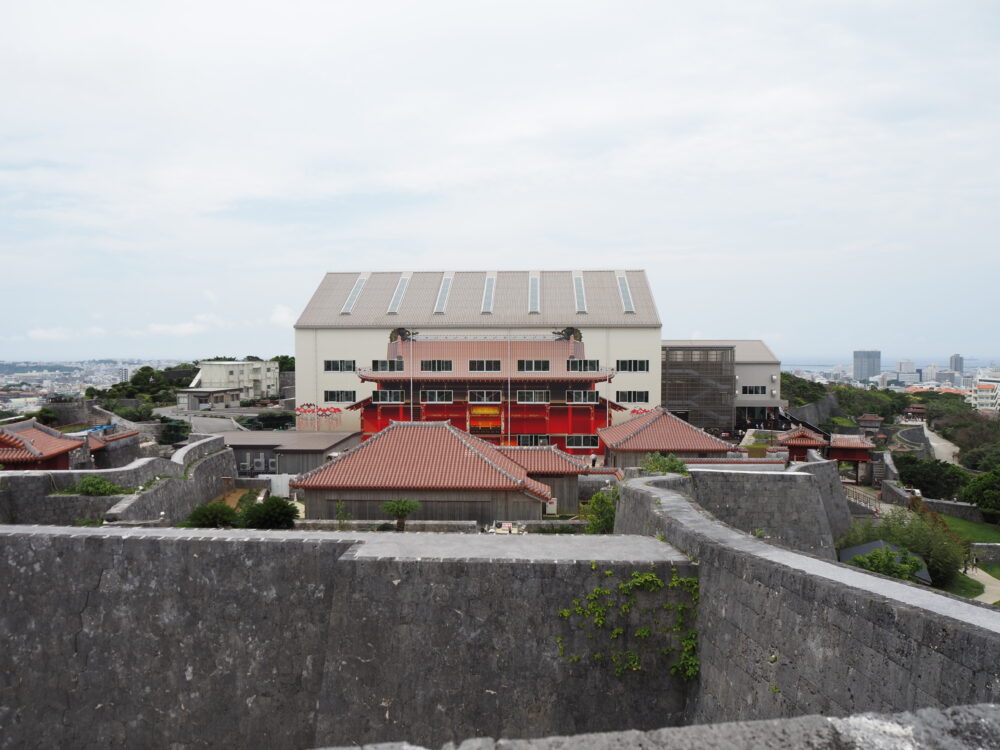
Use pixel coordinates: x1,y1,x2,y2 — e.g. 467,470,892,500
950,354,964,374
853,350,881,382
897,360,915,374
118,367,130,384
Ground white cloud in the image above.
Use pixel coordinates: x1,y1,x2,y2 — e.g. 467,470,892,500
144,314,228,338
27,327,74,341
270,305,297,328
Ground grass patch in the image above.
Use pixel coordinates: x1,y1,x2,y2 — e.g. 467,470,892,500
57,423,91,433
939,515,1000,543
941,573,985,599
980,562,1000,582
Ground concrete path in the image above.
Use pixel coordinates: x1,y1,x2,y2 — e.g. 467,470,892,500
924,424,961,464
968,567,1000,605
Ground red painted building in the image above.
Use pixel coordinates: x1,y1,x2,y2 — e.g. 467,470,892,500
0,419,87,470
349,333,624,455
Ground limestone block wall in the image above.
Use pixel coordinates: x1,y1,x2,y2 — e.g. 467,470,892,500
614,475,1000,725
688,470,838,559
0,527,694,750
794,454,853,541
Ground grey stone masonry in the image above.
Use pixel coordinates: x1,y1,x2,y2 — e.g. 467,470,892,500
0,526,694,750
688,469,838,559
315,703,1000,750
614,475,1000,725
795,454,853,541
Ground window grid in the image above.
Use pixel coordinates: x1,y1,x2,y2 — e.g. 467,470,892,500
567,359,599,372
372,359,405,372
324,360,356,372
387,277,409,314
469,390,502,403
420,360,453,372
421,390,454,403
372,390,405,403
469,360,501,372
516,390,550,403
616,359,649,372
517,359,550,372
567,390,599,403
324,390,356,402
566,435,599,448
616,391,649,403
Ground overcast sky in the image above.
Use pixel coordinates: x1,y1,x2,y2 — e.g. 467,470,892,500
2,1,997,367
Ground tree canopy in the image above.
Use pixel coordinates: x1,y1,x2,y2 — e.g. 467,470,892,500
893,453,970,500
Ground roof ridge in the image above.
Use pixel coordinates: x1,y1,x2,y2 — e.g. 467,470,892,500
444,424,526,489
607,408,661,447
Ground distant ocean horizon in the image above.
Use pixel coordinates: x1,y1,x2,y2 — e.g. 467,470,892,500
782,355,998,373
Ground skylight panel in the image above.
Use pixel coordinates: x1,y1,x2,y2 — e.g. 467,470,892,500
528,276,540,314
340,276,367,314
616,274,635,313
434,276,452,314
481,276,495,314
573,275,587,313
387,277,408,314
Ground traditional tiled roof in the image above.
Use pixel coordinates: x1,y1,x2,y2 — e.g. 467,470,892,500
776,425,828,447
0,420,84,464
497,446,619,477
830,434,875,450
291,421,550,501
86,429,140,452
597,407,731,454
296,270,661,329
857,414,884,422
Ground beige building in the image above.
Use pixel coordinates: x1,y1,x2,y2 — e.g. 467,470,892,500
295,271,662,430
190,360,280,401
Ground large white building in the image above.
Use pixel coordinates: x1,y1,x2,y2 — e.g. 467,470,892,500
190,360,280,401
295,270,662,430
967,369,1000,415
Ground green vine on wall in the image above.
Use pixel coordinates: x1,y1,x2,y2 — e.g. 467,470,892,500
555,566,700,680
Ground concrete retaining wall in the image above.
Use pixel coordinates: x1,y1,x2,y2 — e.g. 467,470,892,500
921,498,984,523
688,470,838,559
614,475,1000,725
0,527,693,749
972,544,1000,563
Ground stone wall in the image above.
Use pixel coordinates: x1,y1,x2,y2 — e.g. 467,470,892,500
786,392,842,427
0,527,693,750
921,498,984,523
42,400,88,426
793,454,853,541
614,475,1000,725
972,544,1000,563
89,404,163,441
317,704,1000,750
688,470,838,559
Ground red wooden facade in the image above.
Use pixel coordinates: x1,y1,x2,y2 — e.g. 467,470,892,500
349,334,623,455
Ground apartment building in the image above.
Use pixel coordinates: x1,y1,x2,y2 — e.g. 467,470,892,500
295,271,662,431
190,360,280,401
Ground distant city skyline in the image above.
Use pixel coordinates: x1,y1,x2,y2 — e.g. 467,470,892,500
2,4,997,362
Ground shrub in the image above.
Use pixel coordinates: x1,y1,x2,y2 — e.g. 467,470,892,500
837,508,965,587
159,418,190,445
961,469,1000,512
893,453,970,499
72,476,127,496
381,498,421,532
182,502,239,528
641,452,689,475
850,546,924,581
583,485,619,534
240,496,299,529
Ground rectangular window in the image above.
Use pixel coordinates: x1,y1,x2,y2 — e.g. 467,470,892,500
481,276,495,313
372,358,405,372
469,359,501,372
421,390,453,403
616,274,635,313
741,385,768,395
323,390,356,402
372,390,405,403
517,434,550,446
567,359,599,372
616,391,649,403
420,359,453,372
341,276,366,314
566,435,599,448
517,360,550,372
528,276,540,313
324,360,356,372
516,390,550,403
616,359,649,372
434,276,452,314
387,277,409,314
567,390,599,403
573,275,587,313
469,390,502,403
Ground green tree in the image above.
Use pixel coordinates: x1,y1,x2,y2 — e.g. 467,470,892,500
961,469,1000,513
27,407,59,426
159,417,191,445
182,502,239,528
780,372,827,408
641,452,689,475
893,454,969,499
850,546,924,581
381,498,421,532
271,355,295,372
583,485,619,534
240,496,299,529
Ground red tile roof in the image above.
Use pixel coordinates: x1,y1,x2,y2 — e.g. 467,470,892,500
830,434,875,450
776,425,828,447
86,429,139,451
290,421,551,501
857,414,884,422
596,407,731,454
497,446,621,478
0,420,84,464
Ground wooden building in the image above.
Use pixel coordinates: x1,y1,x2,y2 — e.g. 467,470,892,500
775,425,829,462
291,421,549,525
0,419,90,470
596,407,731,468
